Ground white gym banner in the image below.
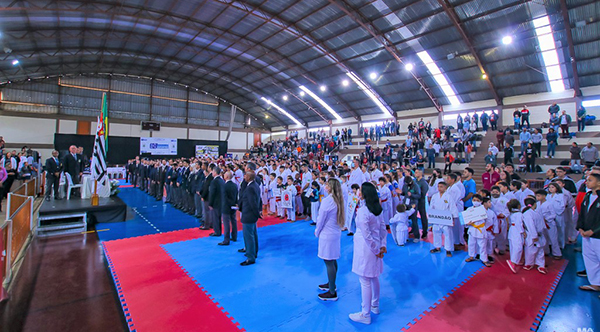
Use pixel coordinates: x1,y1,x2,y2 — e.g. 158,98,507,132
140,137,178,155
195,145,219,158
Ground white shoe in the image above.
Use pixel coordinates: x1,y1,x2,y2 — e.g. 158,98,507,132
371,306,380,314
349,312,371,324
413,238,420,243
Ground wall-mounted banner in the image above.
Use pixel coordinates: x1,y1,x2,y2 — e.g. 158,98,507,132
140,138,178,155
195,145,220,158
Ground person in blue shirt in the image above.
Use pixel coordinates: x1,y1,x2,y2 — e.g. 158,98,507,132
519,128,531,157
462,167,477,209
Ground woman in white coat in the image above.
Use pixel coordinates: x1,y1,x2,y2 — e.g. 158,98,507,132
315,178,346,301
349,182,387,325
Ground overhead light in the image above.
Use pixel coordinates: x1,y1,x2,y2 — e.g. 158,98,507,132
299,91,305,97
447,53,455,60
502,36,513,45
417,50,461,105
369,72,377,80
482,73,488,79
533,15,565,92
582,99,600,107
12,59,19,66
299,85,342,120
282,95,288,101
260,97,302,126
405,63,414,71
342,79,349,87
265,115,270,119
347,72,393,116
319,85,327,92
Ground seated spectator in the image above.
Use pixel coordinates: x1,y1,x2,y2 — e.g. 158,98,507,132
19,161,33,180
581,142,599,167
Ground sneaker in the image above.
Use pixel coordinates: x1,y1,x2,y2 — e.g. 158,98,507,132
523,265,533,270
430,248,441,253
310,222,316,226
465,257,476,262
577,270,587,277
537,267,548,275
413,239,420,243
483,261,492,267
371,306,380,314
349,312,371,325
446,251,452,257
507,260,517,274
318,283,330,291
347,232,354,236
318,291,338,301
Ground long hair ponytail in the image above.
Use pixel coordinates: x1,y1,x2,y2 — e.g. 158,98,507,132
328,178,346,228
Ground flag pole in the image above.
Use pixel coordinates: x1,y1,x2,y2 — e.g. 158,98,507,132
91,179,99,206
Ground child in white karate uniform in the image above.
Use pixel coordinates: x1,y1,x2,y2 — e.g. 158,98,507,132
482,197,498,264
547,183,566,249
345,184,360,235
268,173,277,215
429,181,458,257
465,195,491,267
506,199,525,274
522,197,547,274
389,204,415,246
555,179,577,244
378,177,393,223
535,190,562,259
285,177,297,222
276,176,285,219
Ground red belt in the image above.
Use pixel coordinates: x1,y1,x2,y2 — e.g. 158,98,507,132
276,198,281,202
381,199,388,202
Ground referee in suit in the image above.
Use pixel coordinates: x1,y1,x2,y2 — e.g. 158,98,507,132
239,171,261,266
44,150,62,201
219,171,238,246
208,166,225,237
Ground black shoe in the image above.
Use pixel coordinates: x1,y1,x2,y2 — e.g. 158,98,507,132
240,260,255,266
209,233,221,237
318,283,330,291
310,222,316,226
421,233,428,239
577,270,587,277
238,248,246,253
430,248,441,253
318,291,338,301
218,242,230,246
347,232,354,236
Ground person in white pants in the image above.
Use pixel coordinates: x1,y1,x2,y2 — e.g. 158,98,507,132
556,179,577,243
536,190,563,259
547,183,566,249
429,181,458,257
482,197,498,264
577,173,600,293
349,182,387,325
389,204,415,246
523,197,547,274
506,199,525,273
465,195,491,267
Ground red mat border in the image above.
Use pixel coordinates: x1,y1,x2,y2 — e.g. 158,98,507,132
530,259,568,331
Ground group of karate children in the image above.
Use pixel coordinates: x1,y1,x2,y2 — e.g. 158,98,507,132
257,161,573,274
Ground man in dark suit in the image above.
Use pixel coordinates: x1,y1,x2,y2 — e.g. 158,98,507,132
44,150,62,201
62,145,81,184
208,166,224,237
200,165,214,230
239,171,261,266
219,171,238,246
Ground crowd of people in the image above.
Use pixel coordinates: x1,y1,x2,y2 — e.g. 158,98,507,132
128,148,600,323
0,141,44,211
248,128,354,159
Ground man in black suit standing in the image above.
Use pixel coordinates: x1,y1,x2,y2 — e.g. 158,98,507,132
200,165,214,230
239,171,261,266
208,166,224,237
219,171,238,246
63,145,81,184
44,150,62,201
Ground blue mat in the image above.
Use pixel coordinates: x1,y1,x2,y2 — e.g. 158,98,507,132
97,187,200,242
163,221,484,331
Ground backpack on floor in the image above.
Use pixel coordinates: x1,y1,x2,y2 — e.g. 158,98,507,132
535,165,543,172
585,115,595,125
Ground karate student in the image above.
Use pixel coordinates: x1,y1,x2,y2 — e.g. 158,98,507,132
430,181,458,257
260,170,269,212
318,177,328,200
465,195,491,267
453,171,467,246
294,174,303,216
535,189,562,260
519,179,535,205
522,197,547,274
510,180,523,207
577,173,600,293
445,173,462,248
345,184,360,235
494,182,515,255
506,199,525,274
275,176,285,219
389,204,415,246
482,197,498,263
309,181,321,226
268,173,277,215
555,179,577,244
285,177,297,222
547,182,566,249
378,177,393,223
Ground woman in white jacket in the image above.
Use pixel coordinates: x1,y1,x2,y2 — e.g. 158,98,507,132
315,178,345,301
349,182,387,325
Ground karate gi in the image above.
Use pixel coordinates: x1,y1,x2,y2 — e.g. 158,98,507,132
537,199,562,257
378,185,393,225
507,211,525,264
285,185,297,221
466,206,488,262
430,192,457,252
345,193,360,233
389,208,415,245
523,208,546,267
484,208,499,256
548,193,566,249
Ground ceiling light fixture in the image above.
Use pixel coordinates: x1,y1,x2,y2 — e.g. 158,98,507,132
405,63,414,71
342,79,349,87
282,95,288,101
482,73,488,79
299,91,305,97
346,72,393,116
299,85,342,120
12,59,19,66
260,97,302,126
369,72,377,80
319,85,327,92
502,36,513,45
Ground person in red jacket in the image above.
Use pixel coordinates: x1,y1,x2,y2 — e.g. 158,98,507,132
521,105,530,129
482,163,501,191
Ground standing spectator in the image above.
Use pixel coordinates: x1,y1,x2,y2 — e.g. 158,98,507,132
531,129,543,158
482,163,500,191
219,171,238,246
488,142,499,156
454,139,464,160
444,151,455,174
548,103,560,115
577,105,587,132
505,128,515,147
239,171,261,266
45,150,62,201
559,110,572,138
576,173,600,293
484,151,497,167
549,112,560,133
581,142,599,167
489,110,498,131
496,129,505,149
521,105,530,129
525,142,536,173
426,142,436,169
0,164,7,212
480,111,489,131
2,151,17,198
457,114,464,134
513,109,521,130
570,142,582,172
519,128,531,157
546,128,558,158
504,143,514,165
